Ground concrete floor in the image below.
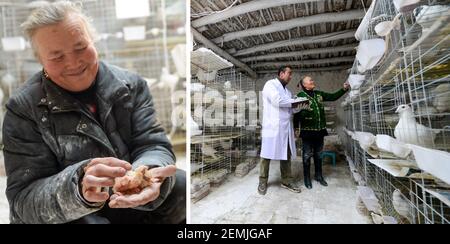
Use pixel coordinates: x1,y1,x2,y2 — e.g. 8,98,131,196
191,158,371,224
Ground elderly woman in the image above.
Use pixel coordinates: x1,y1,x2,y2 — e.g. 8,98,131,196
2,1,185,224
294,75,349,190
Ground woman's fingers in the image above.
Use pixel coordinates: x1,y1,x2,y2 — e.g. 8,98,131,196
86,157,132,171
83,187,109,203
82,175,115,188
85,163,127,178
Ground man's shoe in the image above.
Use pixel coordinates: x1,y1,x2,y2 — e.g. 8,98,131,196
281,182,301,193
315,176,328,187
258,181,267,195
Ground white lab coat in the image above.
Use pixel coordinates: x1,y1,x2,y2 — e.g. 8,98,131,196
260,78,300,160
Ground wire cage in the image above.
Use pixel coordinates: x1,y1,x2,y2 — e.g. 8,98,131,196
410,179,450,224
190,46,259,201
343,0,450,224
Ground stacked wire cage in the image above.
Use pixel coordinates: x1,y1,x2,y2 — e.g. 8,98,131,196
190,46,259,202
190,48,234,201
342,0,450,224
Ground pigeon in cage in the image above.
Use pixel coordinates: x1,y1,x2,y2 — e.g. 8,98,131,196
190,115,202,136
392,189,414,223
191,83,205,93
414,5,450,32
201,143,219,160
356,39,386,73
432,83,450,113
347,74,365,90
223,80,232,90
393,0,420,13
1,73,15,97
374,14,401,37
394,104,439,147
158,67,179,92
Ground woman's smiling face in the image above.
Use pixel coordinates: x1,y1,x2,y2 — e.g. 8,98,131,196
33,13,99,92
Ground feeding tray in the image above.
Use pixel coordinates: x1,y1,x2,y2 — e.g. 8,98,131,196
207,169,229,185
357,186,383,214
191,47,233,72
235,162,250,178
367,159,418,177
191,177,210,203
409,144,450,185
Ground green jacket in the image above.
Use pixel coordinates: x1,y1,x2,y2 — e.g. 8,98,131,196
295,88,348,131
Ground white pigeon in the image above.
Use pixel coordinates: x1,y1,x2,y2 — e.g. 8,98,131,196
190,115,202,136
223,81,232,90
415,5,450,32
191,83,205,93
1,73,15,97
201,143,218,160
229,95,238,101
392,189,413,223
432,83,450,113
144,78,158,89
394,104,439,147
158,67,179,93
347,74,365,90
393,0,420,13
156,68,180,140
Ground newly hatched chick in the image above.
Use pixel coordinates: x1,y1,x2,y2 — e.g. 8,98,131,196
113,166,153,195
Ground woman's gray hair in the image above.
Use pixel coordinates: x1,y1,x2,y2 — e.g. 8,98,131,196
21,1,98,53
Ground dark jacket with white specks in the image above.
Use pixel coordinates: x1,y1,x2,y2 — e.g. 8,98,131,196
2,61,175,224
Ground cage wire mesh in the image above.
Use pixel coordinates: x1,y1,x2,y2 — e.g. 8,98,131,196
190,47,259,201
343,0,450,224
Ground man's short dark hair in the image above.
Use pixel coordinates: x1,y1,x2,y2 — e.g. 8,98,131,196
278,65,292,77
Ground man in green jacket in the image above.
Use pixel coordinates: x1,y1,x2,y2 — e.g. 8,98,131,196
294,75,349,189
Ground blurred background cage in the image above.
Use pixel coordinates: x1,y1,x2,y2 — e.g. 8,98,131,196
0,0,187,170
341,0,450,224
190,47,259,202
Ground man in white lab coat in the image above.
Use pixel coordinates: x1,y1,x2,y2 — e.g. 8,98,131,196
258,66,305,195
